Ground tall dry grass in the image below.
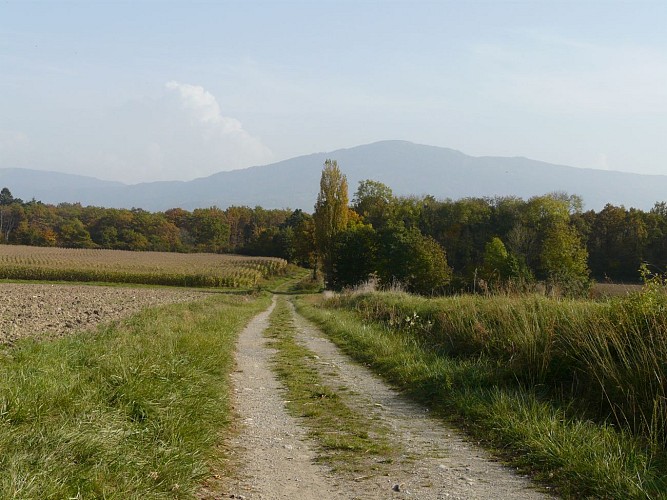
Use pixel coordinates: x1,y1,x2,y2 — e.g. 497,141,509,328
326,273,667,449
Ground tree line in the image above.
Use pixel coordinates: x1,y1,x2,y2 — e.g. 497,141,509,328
310,162,667,295
0,187,298,257
2,161,666,295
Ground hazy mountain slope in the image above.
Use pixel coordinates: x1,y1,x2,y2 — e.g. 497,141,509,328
0,168,125,203
1,141,664,211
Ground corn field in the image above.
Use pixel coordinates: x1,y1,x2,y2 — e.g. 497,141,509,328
0,245,287,288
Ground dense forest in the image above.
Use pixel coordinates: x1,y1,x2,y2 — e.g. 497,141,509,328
1,172,666,294
0,187,298,256
310,165,667,294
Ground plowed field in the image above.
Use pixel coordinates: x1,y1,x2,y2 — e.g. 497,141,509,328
0,283,208,345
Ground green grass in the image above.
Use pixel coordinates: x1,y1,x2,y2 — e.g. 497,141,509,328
297,293,667,499
284,272,324,294
262,264,314,293
324,288,667,447
264,297,394,472
0,292,270,499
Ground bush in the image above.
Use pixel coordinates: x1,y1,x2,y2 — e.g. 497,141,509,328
376,226,452,295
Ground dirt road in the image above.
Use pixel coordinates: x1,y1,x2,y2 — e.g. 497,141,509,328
217,296,552,499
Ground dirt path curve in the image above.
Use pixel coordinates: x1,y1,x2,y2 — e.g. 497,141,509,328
219,296,553,499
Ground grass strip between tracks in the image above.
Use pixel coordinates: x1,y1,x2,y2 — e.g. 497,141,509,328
295,294,667,499
264,296,394,472
0,292,270,499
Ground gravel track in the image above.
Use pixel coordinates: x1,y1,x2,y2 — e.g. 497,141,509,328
0,283,209,345
217,297,553,499
218,297,345,499
290,301,552,499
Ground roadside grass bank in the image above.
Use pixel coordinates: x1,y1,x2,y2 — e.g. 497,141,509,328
320,286,667,447
264,297,394,472
0,292,270,499
296,292,667,498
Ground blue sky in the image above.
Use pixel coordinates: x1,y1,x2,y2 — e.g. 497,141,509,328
2,0,666,183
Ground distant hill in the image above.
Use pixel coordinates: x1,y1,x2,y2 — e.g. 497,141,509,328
1,141,664,211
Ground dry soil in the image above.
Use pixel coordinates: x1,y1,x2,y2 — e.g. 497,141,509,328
0,282,208,345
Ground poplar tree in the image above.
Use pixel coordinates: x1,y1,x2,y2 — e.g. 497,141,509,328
314,159,349,285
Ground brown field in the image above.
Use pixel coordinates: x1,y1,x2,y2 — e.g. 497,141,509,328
0,283,209,345
0,245,287,288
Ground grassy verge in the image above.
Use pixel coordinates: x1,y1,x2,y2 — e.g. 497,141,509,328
320,288,667,448
296,294,667,498
0,292,270,499
264,297,394,472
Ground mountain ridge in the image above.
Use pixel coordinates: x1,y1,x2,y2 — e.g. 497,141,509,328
0,140,663,211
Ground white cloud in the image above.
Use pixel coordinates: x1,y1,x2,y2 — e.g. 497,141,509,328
143,80,274,180
162,80,272,162
166,81,234,127
0,83,274,184
143,81,274,181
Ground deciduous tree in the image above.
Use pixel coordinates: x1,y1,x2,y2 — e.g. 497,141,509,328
377,225,452,295
314,159,349,285
352,179,394,228
330,224,377,290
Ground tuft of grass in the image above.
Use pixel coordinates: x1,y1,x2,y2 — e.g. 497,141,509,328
297,293,667,498
0,292,270,499
264,297,394,472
